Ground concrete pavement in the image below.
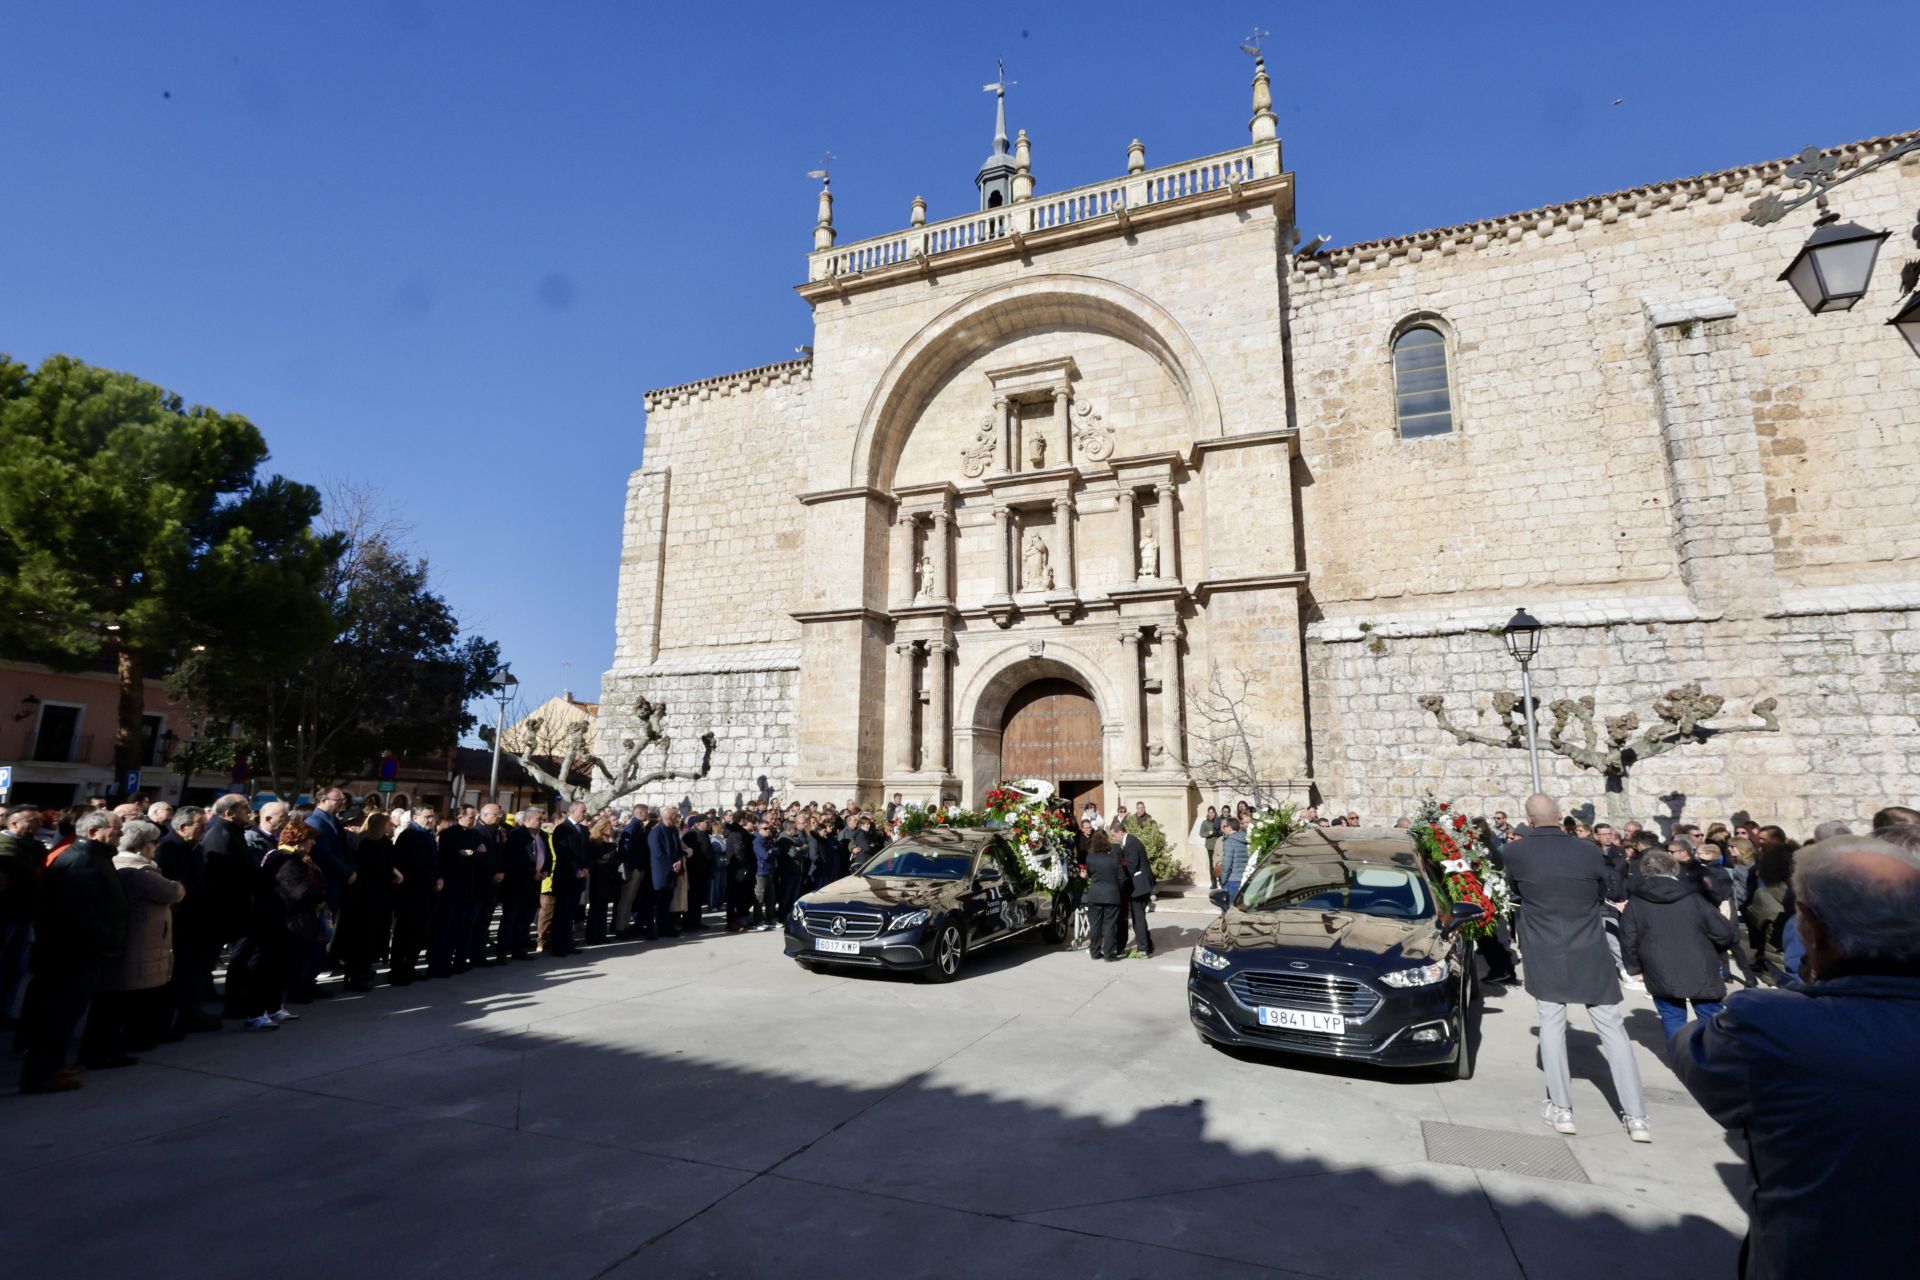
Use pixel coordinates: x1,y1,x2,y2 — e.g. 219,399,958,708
1,904,1747,1279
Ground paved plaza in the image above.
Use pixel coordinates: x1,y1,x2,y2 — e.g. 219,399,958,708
2,901,1746,1280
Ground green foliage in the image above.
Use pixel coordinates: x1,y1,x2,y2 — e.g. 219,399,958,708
1247,803,1301,860
1125,814,1184,883
0,354,342,782
172,531,498,795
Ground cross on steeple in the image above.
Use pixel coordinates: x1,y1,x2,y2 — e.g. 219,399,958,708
975,56,1019,210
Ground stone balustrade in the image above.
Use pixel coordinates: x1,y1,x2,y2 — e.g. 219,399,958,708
807,143,1280,282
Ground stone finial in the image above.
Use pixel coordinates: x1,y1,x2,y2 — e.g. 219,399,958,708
813,175,835,252
1012,129,1034,203
1127,138,1146,174
1249,56,1277,143
910,194,927,227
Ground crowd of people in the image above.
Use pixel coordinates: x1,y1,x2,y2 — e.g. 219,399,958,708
0,789,973,1093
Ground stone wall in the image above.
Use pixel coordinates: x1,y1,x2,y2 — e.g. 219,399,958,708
596,650,799,810
1305,595,1920,829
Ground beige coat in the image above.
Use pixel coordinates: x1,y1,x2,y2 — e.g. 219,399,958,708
99,852,186,993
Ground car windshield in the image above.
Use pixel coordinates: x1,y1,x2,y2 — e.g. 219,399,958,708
1236,859,1431,919
860,847,976,879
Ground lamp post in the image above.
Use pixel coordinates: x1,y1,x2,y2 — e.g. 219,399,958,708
1745,138,1920,338
1891,290,1920,359
1501,607,1544,795
487,664,518,802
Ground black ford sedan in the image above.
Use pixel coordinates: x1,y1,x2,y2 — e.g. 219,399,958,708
1188,828,1484,1078
785,827,1065,981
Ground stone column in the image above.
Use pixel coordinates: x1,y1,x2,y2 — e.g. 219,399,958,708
925,639,951,774
1117,489,1138,580
892,513,916,604
992,507,1012,598
1052,496,1075,592
1155,625,1185,768
1155,482,1179,582
891,641,917,772
995,397,1014,473
930,510,952,602
1118,629,1145,770
1052,386,1071,466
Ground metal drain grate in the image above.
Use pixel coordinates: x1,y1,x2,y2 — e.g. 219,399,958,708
1420,1121,1590,1183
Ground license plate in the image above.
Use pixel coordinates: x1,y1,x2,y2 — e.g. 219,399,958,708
1258,1006,1346,1035
814,938,861,955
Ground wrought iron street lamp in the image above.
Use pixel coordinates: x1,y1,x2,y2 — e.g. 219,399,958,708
1746,139,1920,335
487,664,518,802
1501,607,1544,795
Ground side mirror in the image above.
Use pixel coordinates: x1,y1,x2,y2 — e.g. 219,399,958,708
1208,889,1232,910
1441,900,1486,934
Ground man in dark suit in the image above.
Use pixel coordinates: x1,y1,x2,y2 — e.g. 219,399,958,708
615,806,655,940
1082,829,1126,962
465,804,507,967
680,814,713,932
18,810,128,1092
546,802,590,956
1114,817,1156,958
430,806,480,976
1498,793,1649,1141
497,810,541,961
648,807,685,938
155,807,221,1034
389,807,439,983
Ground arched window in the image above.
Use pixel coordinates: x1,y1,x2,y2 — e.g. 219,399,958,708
1392,324,1454,437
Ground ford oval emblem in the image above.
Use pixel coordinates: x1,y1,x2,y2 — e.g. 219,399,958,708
831,916,846,936
1288,961,1308,970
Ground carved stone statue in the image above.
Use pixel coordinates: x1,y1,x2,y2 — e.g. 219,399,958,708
1021,531,1050,592
1138,528,1159,579
960,413,998,478
915,553,935,599
1026,428,1047,469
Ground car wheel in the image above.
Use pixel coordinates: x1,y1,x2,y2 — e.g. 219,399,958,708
924,920,966,983
1442,989,1475,1081
1041,906,1070,946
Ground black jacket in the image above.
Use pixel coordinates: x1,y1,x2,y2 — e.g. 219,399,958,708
34,839,129,962
1498,825,1622,1005
197,816,255,941
1621,874,1736,1001
552,819,590,889
1082,847,1126,906
1119,834,1155,900
0,830,42,924
471,824,506,892
392,824,440,910
155,830,210,946
437,825,483,899
501,826,539,893
722,823,756,882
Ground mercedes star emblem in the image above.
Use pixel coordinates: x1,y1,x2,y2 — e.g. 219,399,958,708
831,916,846,936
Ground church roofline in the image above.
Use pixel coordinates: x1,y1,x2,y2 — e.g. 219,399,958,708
642,355,813,412
1294,129,1919,280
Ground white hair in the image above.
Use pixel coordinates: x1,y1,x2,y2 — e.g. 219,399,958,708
1793,836,1920,963
118,820,163,852
76,810,117,840
1812,820,1853,842
171,806,206,832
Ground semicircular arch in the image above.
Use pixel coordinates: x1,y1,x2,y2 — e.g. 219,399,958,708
849,274,1224,489
958,637,1118,736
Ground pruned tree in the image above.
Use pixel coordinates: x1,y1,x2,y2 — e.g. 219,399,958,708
1419,682,1781,818
1187,665,1288,809
495,693,717,810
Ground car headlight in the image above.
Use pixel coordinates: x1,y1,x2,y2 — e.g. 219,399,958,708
790,902,806,922
1193,945,1231,971
1380,961,1449,988
888,909,930,932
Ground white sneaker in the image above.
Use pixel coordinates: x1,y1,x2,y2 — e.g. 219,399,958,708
1620,972,1646,991
1541,1100,1577,1135
268,1008,298,1024
1623,1115,1652,1143
243,1014,279,1030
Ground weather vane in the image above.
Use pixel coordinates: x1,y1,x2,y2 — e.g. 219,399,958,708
805,151,836,184
983,56,1016,95
1239,27,1270,56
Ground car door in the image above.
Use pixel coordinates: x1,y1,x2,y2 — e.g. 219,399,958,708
966,845,1017,948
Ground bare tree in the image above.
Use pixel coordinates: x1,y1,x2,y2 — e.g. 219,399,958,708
494,694,717,810
1419,681,1780,819
1187,665,1288,809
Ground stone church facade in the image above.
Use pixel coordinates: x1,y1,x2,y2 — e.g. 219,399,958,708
602,59,1920,853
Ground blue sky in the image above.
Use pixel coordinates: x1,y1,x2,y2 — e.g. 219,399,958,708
4,1,1915,735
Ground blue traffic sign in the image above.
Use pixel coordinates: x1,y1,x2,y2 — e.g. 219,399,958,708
379,756,399,780
0,765,11,800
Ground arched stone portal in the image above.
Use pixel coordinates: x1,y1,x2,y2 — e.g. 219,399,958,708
954,644,1119,809
998,677,1104,814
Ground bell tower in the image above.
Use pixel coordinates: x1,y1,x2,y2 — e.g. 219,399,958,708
975,60,1017,210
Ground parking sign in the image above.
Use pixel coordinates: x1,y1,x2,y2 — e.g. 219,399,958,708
0,765,11,802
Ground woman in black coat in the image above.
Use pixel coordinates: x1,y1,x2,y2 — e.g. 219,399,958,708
1621,849,1736,1038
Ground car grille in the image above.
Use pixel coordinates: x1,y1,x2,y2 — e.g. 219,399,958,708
803,906,884,940
1229,970,1382,1019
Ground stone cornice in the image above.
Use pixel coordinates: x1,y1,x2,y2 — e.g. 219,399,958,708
795,485,895,508
1292,130,1920,286
1190,428,1299,461
1193,572,1309,602
790,606,892,625
644,357,812,413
